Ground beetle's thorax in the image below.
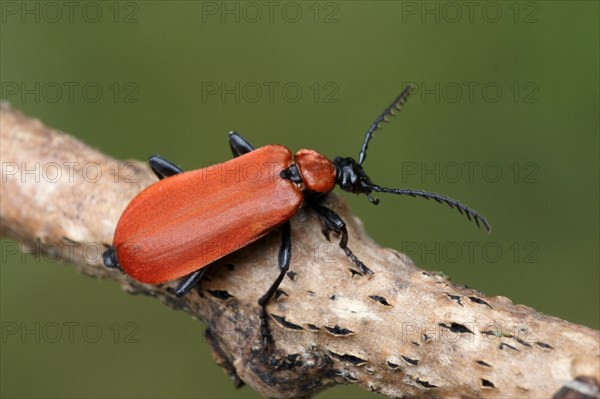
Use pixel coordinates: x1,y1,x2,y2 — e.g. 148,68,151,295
281,149,337,194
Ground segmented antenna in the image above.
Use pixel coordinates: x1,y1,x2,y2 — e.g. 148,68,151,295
364,184,491,232
358,85,414,165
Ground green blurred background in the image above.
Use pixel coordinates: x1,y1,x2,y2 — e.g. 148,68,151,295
1,1,598,398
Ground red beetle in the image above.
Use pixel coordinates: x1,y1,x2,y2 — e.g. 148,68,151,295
103,85,490,347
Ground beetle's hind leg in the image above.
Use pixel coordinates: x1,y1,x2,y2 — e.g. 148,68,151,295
229,131,255,157
172,268,208,298
311,203,373,276
257,221,291,349
148,155,184,179
102,246,121,270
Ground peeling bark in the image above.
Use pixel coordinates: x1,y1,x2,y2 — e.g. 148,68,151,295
1,103,599,398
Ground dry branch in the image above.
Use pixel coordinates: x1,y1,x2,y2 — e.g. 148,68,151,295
1,102,599,399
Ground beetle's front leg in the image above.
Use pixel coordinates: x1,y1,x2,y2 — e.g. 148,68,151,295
257,221,291,349
320,218,334,241
311,203,373,276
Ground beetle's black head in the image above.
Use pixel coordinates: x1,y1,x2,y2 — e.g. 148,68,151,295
333,157,380,204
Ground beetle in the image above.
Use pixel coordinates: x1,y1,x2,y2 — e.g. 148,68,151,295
103,85,490,348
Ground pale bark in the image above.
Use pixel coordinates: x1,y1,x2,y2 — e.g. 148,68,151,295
1,102,598,399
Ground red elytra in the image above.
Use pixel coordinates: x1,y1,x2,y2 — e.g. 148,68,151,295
112,145,336,284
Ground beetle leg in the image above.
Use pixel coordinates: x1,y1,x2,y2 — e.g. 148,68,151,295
321,223,332,241
311,204,373,276
102,246,121,270
148,155,184,180
229,131,255,158
173,268,207,298
257,221,291,349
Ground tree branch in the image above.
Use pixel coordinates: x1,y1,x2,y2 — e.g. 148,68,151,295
1,102,599,399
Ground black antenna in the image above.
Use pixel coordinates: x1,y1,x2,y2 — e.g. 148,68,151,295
358,85,414,165
364,183,491,232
